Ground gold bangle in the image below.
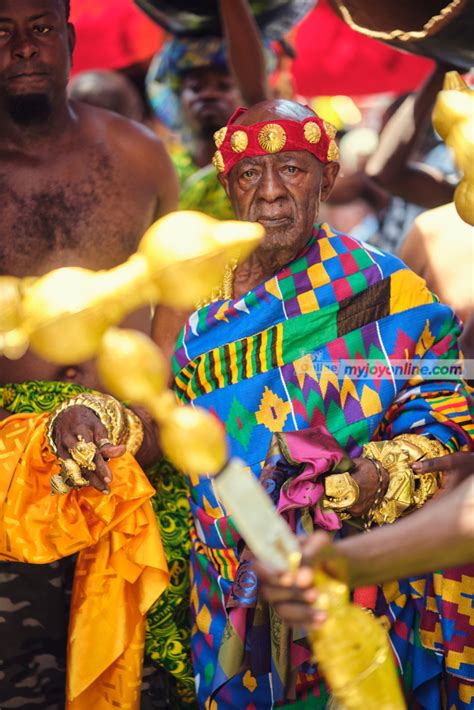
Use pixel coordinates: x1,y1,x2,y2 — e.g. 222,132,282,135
124,408,144,456
322,472,360,518
46,393,128,455
362,434,447,525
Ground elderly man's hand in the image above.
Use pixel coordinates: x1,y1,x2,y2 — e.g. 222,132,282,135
255,532,346,629
413,452,474,494
347,457,389,517
54,405,126,494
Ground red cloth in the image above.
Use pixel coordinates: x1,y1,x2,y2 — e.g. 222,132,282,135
70,0,163,75
291,1,434,97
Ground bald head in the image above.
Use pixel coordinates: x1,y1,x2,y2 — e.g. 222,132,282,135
237,99,316,126
69,71,145,122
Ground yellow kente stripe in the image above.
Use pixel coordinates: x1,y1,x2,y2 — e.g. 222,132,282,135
197,355,212,394
246,336,254,378
214,349,225,389
390,269,434,314
228,340,238,384
260,328,268,372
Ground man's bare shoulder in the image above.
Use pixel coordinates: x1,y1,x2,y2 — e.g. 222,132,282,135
73,101,167,167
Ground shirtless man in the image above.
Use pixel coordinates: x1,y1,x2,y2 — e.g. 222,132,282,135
0,1,178,706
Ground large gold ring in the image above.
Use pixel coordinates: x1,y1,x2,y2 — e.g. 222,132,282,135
51,474,72,496
69,435,96,471
97,438,113,449
60,458,90,489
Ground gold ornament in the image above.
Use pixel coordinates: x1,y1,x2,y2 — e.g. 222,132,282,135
230,130,248,153
258,123,287,153
323,472,359,515
195,259,237,309
51,473,72,496
5,211,263,363
212,150,225,173
124,408,144,456
213,126,227,148
69,435,97,471
327,140,340,161
304,121,322,144
362,434,446,525
323,120,337,139
60,458,89,489
97,328,229,476
432,71,474,225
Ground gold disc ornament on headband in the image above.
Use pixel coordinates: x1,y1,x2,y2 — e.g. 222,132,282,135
304,121,322,145
213,127,227,148
231,130,249,153
323,120,337,139
327,140,340,161
212,150,225,173
258,123,287,153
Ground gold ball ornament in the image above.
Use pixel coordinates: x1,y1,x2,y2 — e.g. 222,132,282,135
454,180,474,226
138,211,264,309
304,121,322,144
0,276,29,360
213,126,227,148
98,327,168,406
159,405,228,476
258,123,287,153
230,130,249,153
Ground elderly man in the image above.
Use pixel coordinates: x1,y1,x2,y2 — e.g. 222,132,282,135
155,99,473,709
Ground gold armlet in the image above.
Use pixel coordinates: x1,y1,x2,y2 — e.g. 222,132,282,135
362,434,447,525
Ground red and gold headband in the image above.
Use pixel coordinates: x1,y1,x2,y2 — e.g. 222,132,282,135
212,107,339,175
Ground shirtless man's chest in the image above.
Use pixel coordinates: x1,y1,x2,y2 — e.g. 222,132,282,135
0,141,156,277
0,113,175,389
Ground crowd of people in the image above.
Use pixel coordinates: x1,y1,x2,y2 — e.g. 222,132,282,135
0,1,472,709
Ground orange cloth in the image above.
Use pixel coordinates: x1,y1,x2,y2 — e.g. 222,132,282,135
0,412,169,710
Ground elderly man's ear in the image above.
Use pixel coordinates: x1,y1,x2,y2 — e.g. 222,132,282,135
320,162,340,201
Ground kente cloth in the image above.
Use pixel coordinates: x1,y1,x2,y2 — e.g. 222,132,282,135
171,223,474,709
0,410,168,710
172,148,235,221
0,381,197,708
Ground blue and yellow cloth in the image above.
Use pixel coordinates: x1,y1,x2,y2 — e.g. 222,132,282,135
172,223,474,709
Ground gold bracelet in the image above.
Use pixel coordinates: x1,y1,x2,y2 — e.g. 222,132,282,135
124,408,144,456
46,392,129,456
322,472,360,520
362,434,447,525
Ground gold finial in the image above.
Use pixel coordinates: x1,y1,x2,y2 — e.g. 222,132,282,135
212,150,225,173
258,123,287,153
327,140,340,161
213,126,227,148
443,70,469,91
231,130,249,153
304,121,322,144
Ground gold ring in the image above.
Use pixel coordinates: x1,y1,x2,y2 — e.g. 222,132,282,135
97,438,113,449
51,474,72,496
60,458,90,489
69,435,96,471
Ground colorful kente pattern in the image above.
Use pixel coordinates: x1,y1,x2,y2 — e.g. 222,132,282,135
0,381,197,707
172,224,474,709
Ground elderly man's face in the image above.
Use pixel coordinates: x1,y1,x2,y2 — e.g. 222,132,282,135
221,150,339,257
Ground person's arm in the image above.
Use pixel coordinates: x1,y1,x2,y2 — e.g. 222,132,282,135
218,0,269,106
256,454,473,628
366,64,455,208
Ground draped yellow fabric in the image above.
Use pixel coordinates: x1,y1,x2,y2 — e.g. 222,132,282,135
0,412,169,710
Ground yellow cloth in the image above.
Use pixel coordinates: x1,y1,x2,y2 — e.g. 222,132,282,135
0,412,169,710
